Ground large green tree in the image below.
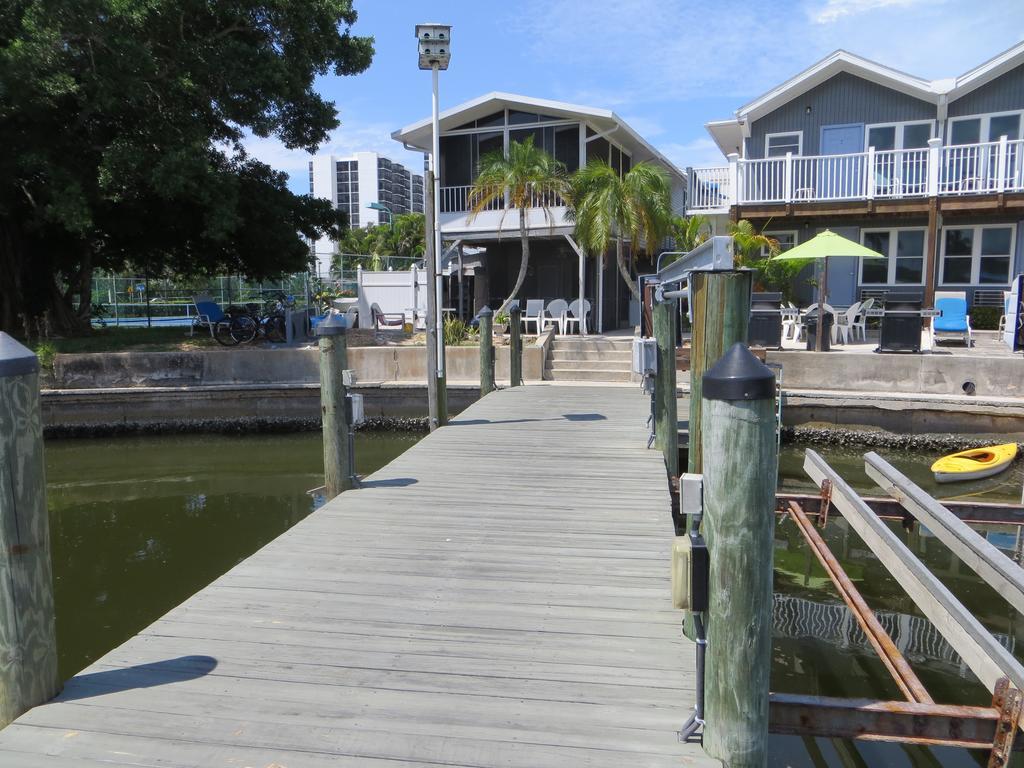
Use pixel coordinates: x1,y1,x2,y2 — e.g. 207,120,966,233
0,0,373,335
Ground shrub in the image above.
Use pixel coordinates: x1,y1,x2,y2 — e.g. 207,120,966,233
970,306,1001,331
443,316,476,346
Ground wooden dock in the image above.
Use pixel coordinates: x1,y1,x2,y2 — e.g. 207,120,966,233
0,385,715,767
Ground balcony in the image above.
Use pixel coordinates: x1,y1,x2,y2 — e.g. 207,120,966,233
687,137,1024,213
439,184,568,214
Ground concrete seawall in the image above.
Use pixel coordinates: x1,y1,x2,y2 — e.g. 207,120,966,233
52,344,545,390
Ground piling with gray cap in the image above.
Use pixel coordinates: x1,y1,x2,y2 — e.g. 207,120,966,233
700,342,777,768
317,313,354,498
509,305,522,387
478,307,495,396
0,333,61,727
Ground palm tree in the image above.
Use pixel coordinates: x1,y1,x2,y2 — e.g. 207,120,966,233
568,160,672,304
468,135,568,315
729,219,778,265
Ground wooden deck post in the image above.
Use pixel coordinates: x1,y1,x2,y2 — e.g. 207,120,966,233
478,307,495,396
509,305,522,387
701,343,777,767
0,333,60,728
652,296,679,478
317,314,353,498
687,271,751,474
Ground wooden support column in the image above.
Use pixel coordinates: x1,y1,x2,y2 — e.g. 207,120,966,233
509,305,522,387
478,307,495,396
0,333,60,728
317,315,354,499
653,297,679,479
687,270,752,474
701,343,778,768
924,197,940,311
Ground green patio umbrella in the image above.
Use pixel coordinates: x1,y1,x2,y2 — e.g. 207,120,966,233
772,229,885,351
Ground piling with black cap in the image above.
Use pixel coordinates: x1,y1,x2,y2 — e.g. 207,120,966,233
317,313,353,498
700,342,777,768
478,307,495,396
0,333,60,727
509,305,522,387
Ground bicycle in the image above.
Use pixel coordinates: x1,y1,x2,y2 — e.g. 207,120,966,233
214,295,291,345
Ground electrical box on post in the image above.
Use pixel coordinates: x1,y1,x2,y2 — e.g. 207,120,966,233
631,337,657,375
671,533,709,611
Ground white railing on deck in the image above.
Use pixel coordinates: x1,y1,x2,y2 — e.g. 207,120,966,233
686,137,1024,211
940,139,1024,195
689,166,731,210
439,184,567,214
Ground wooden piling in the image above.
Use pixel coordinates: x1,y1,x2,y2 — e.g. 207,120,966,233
653,297,679,478
509,305,522,387
687,271,751,474
478,307,495,396
0,333,60,728
317,315,353,499
700,343,777,767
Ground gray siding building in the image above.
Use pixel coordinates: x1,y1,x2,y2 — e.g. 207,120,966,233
690,44,1024,310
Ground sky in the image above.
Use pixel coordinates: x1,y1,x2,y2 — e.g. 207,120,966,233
244,0,1024,195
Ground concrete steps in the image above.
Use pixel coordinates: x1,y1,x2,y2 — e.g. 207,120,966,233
545,337,636,383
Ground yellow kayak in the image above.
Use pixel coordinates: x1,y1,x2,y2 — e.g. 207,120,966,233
931,444,1018,483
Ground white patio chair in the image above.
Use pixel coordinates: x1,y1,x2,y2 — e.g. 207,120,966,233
543,299,569,335
998,292,1011,334
523,299,545,334
782,302,801,341
833,301,862,345
564,299,591,335
851,297,874,341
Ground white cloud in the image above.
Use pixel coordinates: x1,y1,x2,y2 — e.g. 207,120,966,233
658,137,728,170
810,0,928,24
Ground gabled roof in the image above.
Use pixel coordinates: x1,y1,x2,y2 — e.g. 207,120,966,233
702,41,1024,159
391,92,685,180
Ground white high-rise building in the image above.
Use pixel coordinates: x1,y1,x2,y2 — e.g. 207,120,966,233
308,151,425,275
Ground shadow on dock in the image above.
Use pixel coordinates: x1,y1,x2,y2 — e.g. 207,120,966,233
452,412,607,426
56,655,218,701
359,477,418,488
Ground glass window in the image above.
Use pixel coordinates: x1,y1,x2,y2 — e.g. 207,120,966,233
861,231,890,284
554,125,580,173
895,230,924,284
508,110,540,125
989,114,1021,142
980,227,1013,284
766,133,800,157
903,123,931,148
440,134,471,186
944,228,973,256
476,111,505,128
867,126,896,152
761,231,796,259
611,145,622,176
950,119,981,145
472,131,503,176
586,136,610,165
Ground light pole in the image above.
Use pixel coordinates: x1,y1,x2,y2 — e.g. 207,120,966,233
416,23,451,428
367,202,394,269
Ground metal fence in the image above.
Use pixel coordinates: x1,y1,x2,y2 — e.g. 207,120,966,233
90,270,358,327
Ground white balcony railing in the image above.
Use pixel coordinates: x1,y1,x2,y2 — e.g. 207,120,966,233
687,137,1024,212
439,184,567,214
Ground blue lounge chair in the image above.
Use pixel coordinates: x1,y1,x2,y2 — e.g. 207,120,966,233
931,291,973,347
191,295,227,338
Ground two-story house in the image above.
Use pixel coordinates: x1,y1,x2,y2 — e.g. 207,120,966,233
688,43,1024,311
392,93,686,331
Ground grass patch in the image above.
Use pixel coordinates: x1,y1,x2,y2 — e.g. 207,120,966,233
30,326,215,368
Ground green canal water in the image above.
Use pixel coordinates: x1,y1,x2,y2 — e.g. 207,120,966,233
44,434,1024,767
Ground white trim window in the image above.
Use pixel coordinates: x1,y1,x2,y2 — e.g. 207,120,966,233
940,224,1015,286
761,230,797,259
860,228,926,285
864,121,934,151
764,132,802,158
948,111,1023,145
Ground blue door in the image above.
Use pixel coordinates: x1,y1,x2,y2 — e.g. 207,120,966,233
825,226,859,307
820,124,864,199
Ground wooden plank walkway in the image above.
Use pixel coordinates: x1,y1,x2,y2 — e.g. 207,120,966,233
0,385,716,767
